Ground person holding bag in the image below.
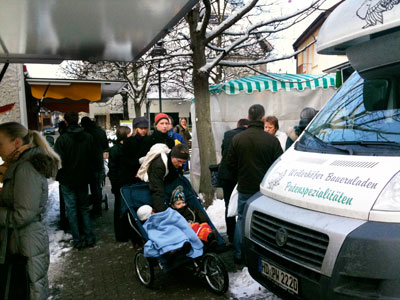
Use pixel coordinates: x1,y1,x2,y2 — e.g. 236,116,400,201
0,122,60,300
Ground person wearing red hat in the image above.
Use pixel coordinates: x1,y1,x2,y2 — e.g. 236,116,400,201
139,113,174,158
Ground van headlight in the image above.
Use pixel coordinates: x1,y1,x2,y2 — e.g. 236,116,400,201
372,171,400,211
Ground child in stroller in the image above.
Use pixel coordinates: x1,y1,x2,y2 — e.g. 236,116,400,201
120,176,229,295
169,185,218,250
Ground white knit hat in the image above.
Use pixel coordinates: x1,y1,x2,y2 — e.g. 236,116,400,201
137,205,153,221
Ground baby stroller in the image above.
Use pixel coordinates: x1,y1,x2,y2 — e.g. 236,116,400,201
120,175,229,295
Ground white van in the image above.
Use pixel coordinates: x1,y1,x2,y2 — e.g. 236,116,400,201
242,1,400,299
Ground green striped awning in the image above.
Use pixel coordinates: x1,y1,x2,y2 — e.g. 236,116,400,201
209,73,336,95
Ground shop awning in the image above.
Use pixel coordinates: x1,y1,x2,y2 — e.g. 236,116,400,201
0,0,199,63
209,73,336,95
26,78,126,113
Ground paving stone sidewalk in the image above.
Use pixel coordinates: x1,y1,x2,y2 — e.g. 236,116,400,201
47,179,235,300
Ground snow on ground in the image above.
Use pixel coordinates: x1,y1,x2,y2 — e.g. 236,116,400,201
45,181,278,299
44,180,73,263
206,199,280,300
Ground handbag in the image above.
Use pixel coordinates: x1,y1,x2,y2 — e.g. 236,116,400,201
0,211,29,300
227,184,238,217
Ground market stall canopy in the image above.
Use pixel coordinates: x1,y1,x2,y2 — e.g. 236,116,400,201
190,72,337,192
0,0,199,63
209,73,336,95
26,78,126,113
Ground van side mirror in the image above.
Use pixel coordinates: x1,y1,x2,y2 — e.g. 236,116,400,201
363,79,389,111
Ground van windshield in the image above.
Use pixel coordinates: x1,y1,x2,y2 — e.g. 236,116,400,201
296,67,400,156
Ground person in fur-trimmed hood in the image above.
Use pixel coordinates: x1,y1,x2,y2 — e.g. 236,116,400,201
0,122,60,300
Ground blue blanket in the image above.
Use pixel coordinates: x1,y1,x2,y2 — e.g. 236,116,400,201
143,208,203,258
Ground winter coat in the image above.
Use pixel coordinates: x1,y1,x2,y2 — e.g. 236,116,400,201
83,123,109,171
148,153,183,212
227,120,283,194
108,142,125,193
174,124,191,145
137,143,170,182
168,129,185,145
54,124,95,187
120,134,146,186
0,147,58,300
139,129,174,159
218,126,247,182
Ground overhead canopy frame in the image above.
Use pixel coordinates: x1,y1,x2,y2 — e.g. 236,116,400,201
0,0,199,63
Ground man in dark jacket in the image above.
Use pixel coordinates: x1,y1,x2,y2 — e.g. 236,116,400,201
148,144,189,212
218,118,248,243
55,111,96,249
227,104,283,262
81,116,109,216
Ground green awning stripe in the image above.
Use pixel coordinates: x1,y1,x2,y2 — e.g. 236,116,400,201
209,73,336,95
322,77,328,88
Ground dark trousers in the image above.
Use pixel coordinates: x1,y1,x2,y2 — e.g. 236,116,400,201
60,184,95,246
220,179,237,243
111,184,128,242
90,170,105,214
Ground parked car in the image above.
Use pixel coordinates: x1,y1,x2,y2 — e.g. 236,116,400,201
43,127,56,135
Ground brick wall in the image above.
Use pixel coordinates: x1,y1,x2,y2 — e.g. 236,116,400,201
0,63,23,123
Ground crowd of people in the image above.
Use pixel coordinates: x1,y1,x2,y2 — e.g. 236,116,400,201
0,105,318,299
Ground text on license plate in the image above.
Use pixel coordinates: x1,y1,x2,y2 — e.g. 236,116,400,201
260,259,298,294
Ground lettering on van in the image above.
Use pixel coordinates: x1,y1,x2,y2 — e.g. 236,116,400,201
284,182,353,206
288,169,324,180
325,173,378,189
357,0,400,29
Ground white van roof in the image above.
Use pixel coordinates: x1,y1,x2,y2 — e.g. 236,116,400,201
0,0,198,63
317,0,400,55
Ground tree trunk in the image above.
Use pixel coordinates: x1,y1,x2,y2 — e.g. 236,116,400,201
122,93,129,120
187,8,217,206
193,70,217,206
134,102,141,118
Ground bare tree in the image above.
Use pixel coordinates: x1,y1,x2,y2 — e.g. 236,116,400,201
160,0,327,204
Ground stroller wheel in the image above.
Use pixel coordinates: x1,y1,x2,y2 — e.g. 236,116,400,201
134,250,154,287
202,253,229,295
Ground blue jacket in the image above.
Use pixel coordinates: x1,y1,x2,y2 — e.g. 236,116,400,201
168,129,185,145
143,208,203,258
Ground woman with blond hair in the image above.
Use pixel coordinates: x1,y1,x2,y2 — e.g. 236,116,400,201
0,122,60,300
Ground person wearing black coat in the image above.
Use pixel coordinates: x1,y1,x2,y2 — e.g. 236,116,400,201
227,104,283,263
139,113,175,159
218,118,248,243
120,117,149,186
108,126,131,242
81,116,109,216
148,144,189,212
55,111,96,249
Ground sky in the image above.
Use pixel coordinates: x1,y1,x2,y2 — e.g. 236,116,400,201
26,0,341,78
45,180,281,299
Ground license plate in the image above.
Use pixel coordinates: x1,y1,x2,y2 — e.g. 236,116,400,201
260,259,298,294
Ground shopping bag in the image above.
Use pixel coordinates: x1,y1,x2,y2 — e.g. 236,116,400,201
227,184,238,217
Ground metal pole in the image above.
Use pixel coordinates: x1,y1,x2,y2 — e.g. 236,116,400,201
158,60,162,113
